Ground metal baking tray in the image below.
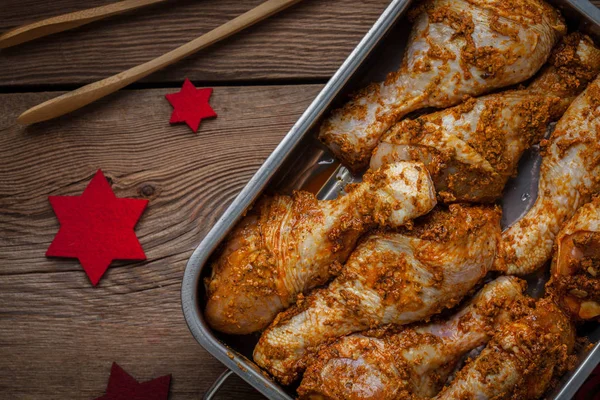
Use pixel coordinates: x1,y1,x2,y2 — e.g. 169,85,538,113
182,1,600,398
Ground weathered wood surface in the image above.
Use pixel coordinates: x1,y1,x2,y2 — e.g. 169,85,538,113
3,0,600,399
0,0,390,86
0,84,322,399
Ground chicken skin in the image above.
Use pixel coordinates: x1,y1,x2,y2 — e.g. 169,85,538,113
496,73,600,276
254,204,500,384
297,276,527,400
434,298,575,400
319,0,566,172
371,33,600,203
205,162,436,335
548,196,600,320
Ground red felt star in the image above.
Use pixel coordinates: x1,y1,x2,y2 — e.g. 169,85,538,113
95,363,171,400
165,78,217,132
46,170,148,286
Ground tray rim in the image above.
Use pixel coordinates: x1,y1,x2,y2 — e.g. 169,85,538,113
181,1,600,399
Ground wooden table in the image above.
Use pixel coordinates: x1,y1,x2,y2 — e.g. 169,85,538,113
1,1,598,399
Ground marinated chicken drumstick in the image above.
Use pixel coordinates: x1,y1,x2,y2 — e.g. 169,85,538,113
297,276,527,400
496,73,600,276
319,0,566,172
434,298,575,400
371,33,600,203
254,204,500,384
205,161,436,335
548,196,600,320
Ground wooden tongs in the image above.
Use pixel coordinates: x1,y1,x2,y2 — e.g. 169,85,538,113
0,0,303,124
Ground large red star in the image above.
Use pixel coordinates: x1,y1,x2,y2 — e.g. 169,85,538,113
95,363,171,400
46,170,148,286
165,78,217,132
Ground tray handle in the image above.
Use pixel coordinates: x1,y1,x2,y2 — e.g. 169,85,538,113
204,369,235,400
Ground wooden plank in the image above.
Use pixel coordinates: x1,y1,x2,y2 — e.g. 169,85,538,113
0,84,322,399
1,0,598,88
0,0,389,86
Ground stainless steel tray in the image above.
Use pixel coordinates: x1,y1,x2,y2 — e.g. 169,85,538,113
182,1,600,399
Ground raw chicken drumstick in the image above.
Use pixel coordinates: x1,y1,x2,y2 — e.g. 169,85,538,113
496,73,600,275
319,0,566,172
254,204,500,384
297,276,527,400
371,33,600,203
548,196,600,320
434,298,575,400
205,162,436,335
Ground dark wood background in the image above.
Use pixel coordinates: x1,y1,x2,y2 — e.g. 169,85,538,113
0,1,598,399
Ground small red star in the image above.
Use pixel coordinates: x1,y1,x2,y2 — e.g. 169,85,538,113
165,78,217,132
46,170,148,286
95,363,171,400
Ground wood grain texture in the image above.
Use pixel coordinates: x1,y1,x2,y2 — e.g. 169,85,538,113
0,0,390,86
3,1,600,399
0,84,322,399
16,0,307,124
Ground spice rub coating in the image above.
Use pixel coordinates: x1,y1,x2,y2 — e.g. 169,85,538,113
297,277,527,400
205,162,436,335
433,298,575,400
371,33,600,203
253,204,500,384
548,195,600,320
319,0,566,172
496,73,600,276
